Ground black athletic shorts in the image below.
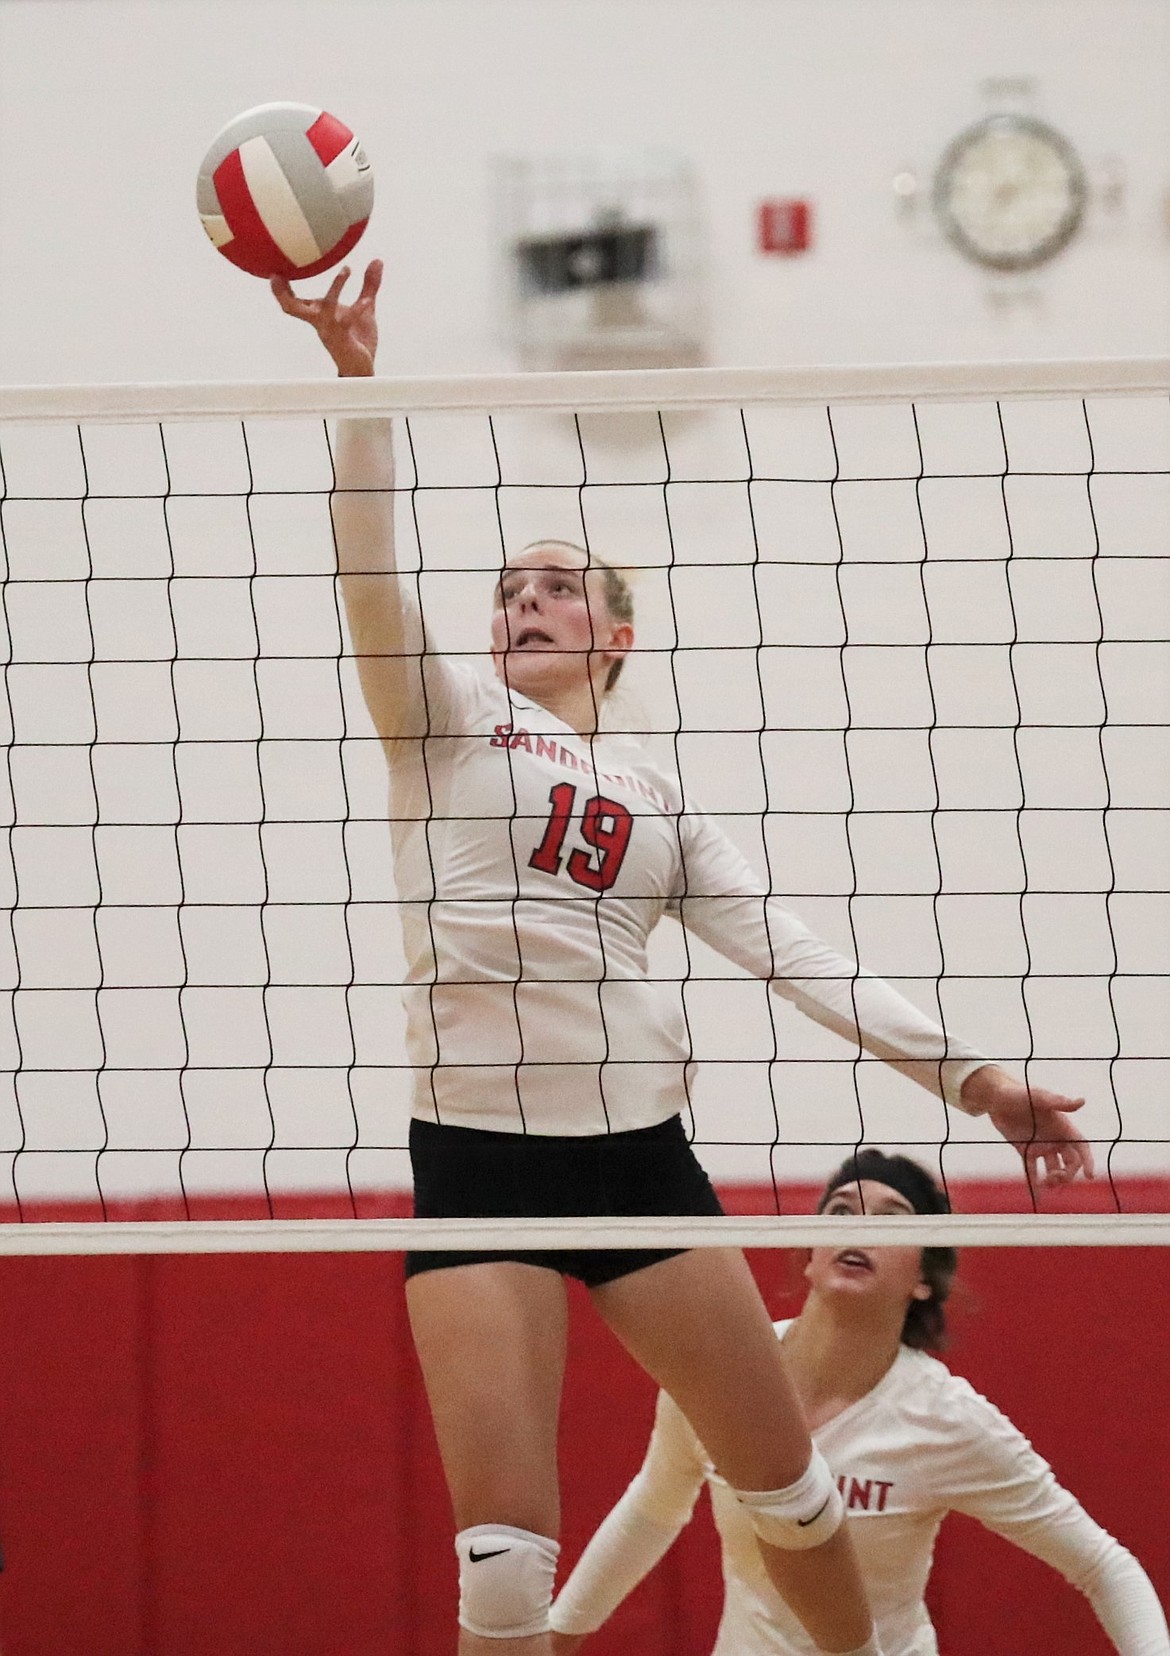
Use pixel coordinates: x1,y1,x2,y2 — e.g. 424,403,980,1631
404,1112,724,1288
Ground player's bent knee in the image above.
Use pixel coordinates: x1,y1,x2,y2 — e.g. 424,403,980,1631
733,1448,843,1551
456,1524,560,1639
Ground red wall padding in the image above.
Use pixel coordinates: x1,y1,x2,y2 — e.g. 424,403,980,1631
0,1186,1166,1655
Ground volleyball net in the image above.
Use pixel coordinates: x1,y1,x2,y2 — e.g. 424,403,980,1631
0,360,1167,1252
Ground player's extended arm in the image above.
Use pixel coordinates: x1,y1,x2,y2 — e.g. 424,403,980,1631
1074,1547,1170,1656
673,811,1093,1183
981,1492,1170,1652
549,1389,708,1644
951,1393,1168,1654
271,260,432,743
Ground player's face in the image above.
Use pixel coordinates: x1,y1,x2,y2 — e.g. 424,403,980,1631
804,1179,932,1311
490,546,631,700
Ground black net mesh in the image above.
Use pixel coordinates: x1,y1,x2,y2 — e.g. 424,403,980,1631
0,386,1166,1227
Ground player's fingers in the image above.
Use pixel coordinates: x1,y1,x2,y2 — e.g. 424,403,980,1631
1042,1136,1091,1184
1032,1119,1085,1185
1025,1134,1063,1183
320,266,351,313
1039,1148,1071,1186
358,258,384,303
270,275,314,319
1038,1087,1083,1114
1023,1142,1047,1185
1043,1092,1086,1114
1049,1110,1095,1177
1058,1136,1094,1181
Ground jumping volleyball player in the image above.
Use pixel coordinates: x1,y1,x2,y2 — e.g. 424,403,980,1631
272,260,1094,1656
550,1150,1169,1655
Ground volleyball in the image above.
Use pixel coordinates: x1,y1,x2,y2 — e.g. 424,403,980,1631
196,102,373,280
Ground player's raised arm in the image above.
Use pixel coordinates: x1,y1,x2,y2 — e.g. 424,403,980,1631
271,259,432,743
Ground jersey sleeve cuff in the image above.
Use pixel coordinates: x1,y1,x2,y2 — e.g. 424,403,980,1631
944,1058,994,1114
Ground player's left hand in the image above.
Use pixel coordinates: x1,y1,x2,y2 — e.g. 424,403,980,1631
961,1064,1095,1186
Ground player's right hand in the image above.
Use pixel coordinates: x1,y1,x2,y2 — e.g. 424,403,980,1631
962,1063,1095,1186
271,258,382,378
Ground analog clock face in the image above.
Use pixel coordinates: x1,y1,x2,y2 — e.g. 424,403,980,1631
932,114,1088,272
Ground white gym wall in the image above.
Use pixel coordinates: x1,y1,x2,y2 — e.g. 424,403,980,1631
0,0,1168,382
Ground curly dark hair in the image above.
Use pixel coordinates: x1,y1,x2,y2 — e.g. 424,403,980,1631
817,1148,958,1352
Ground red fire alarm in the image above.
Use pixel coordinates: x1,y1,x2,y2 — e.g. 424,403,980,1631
758,199,813,255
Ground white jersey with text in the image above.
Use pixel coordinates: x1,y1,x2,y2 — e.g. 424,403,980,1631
550,1322,1169,1655
387,657,987,1134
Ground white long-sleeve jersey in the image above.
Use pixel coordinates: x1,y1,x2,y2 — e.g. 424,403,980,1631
385,657,988,1134
550,1322,1169,1654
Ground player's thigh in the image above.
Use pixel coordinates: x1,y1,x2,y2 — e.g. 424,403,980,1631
406,1259,569,1533
589,1246,810,1489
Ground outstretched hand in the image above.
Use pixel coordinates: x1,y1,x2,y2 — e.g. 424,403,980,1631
961,1064,1095,1187
270,258,382,377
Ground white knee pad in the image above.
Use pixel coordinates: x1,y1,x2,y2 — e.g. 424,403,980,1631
455,1524,560,1639
733,1448,843,1551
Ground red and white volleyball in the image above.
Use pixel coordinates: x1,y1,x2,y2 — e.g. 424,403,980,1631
197,102,373,279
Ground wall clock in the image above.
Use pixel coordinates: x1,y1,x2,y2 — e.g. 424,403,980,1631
932,114,1088,271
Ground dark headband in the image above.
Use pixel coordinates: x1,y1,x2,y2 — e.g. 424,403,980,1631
819,1148,951,1218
